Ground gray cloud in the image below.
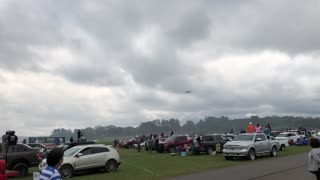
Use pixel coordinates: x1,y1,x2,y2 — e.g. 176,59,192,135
1,0,320,135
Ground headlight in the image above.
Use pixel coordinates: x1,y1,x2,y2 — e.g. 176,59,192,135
240,146,248,150
39,159,48,169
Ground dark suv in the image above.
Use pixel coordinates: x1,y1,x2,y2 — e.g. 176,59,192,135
0,144,43,177
190,135,227,155
157,135,189,153
57,141,95,151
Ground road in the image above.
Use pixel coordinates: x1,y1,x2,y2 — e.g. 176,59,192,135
167,153,315,180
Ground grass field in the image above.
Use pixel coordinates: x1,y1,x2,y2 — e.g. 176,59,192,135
19,145,311,180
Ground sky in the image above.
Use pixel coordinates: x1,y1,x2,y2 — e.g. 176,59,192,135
1,0,320,136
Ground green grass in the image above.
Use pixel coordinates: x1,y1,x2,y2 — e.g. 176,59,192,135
18,146,311,180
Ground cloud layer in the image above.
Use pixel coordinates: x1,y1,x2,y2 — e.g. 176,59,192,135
1,0,320,135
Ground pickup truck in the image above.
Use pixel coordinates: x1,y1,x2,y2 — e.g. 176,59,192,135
0,144,43,177
223,133,279,160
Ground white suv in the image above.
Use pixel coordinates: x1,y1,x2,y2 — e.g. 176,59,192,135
39,144,121,178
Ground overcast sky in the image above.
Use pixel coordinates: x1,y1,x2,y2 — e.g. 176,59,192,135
1,0,320,136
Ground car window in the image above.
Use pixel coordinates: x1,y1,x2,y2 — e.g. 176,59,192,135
16,144,30,152
93,147,109,154
175,136,187,142
64,147,81,157
80,148,92,156
255,135,266,141
258,134,267,141
214,135,223,141
202,136,213,141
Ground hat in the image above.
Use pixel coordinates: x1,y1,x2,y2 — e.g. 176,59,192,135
249,122,252,125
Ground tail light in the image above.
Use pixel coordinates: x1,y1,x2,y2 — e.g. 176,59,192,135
36,153,42,160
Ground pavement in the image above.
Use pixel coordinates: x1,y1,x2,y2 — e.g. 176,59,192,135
167,153,315,180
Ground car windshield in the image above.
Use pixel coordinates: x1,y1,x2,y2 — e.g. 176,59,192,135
64,147,81,157
277,134,289,137
233,135,254,141
165,136,175,142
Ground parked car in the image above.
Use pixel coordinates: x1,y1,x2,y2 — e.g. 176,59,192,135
119,139,137,149
56,141,95,152
38,144,121,178
288,130,306,138
270,131,281,137
0,144,43,177
221,134,236,141
157,135,189,153
190,135,227,155
275,132,301,144
223,133,279,160
27,143,47,153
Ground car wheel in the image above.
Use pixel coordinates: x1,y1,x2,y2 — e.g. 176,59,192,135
59,165,74,178
207,147,213,155
12,163,29,177
271,146,277,157
225,156,233,160
168,146,175,153
105,160,118,173
248,149,256,160
280,144,285,151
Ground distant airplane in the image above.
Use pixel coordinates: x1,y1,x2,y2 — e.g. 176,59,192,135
184,91,192,93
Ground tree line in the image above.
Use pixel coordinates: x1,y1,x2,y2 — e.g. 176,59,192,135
51,116,320,140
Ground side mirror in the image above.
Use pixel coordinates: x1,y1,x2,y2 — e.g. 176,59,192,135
256,138,262,142
76,153,83,157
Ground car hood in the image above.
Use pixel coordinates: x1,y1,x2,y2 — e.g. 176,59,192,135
225,141,253,146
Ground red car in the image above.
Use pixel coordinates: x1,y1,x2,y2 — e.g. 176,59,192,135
157,135,190,153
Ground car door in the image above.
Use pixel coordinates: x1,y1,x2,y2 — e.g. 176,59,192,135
91,147,110,167
258,135,270,153
175,136,187,147
254,135,265,154
74,147,94,170
215,135,226,151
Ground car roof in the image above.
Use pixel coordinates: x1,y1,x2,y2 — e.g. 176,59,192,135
73,144,110,148
238,133,264,135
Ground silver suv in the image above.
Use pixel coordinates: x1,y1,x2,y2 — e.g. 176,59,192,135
39,144,121,178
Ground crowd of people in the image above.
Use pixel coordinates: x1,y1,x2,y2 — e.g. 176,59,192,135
243,122,272,137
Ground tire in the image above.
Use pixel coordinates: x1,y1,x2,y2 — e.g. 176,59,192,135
247,149,256,160
225,156,233,160
280,144,285,151
168,146,175,153
207,146,214,155
12,163,29,177
59,164,74,178
270,146,277,157
105,160,118,173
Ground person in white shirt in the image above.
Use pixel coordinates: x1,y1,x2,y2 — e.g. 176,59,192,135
308,138,320,180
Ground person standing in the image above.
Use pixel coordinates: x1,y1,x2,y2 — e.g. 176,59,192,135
1,130,10,163
77,130,81,141
255,123,262,133
263,125,271,138
171,130,174,136
40,148,63,180
69,136,74,143
267,123,272,132
308,138,320,180
7,131,18,152
247,122,255,133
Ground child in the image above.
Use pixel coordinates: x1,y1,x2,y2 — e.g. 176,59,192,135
308,137,320,180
